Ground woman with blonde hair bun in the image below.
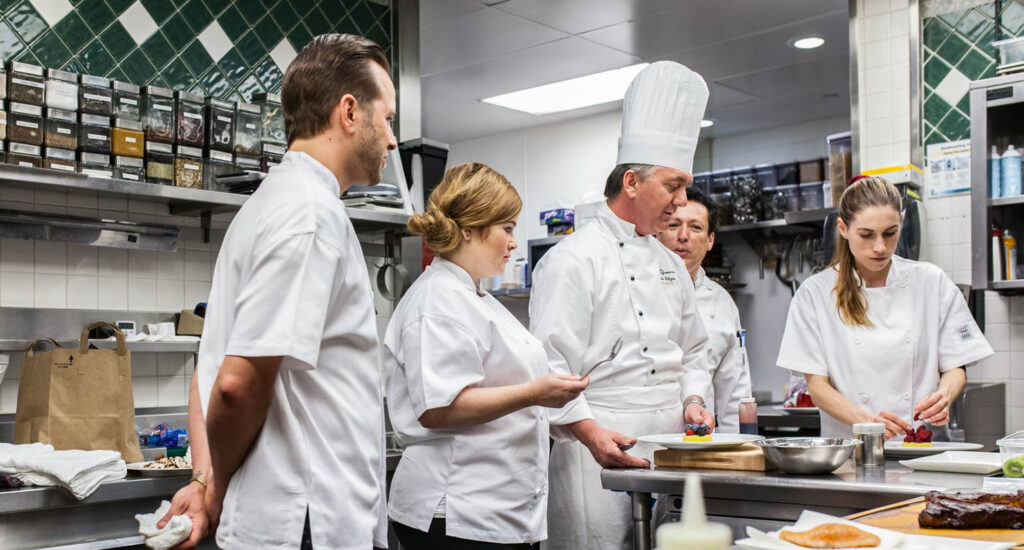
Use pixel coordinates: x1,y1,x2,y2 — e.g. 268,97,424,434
384,162,589,549
777,176,992,441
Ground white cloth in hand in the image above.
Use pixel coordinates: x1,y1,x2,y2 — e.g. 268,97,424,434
136,500,192,550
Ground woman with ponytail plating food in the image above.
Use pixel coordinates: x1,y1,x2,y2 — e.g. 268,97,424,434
776,176,993,440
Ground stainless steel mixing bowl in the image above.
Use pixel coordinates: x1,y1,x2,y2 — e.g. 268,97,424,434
753,437,862,474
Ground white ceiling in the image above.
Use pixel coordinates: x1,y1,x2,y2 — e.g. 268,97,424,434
419,0,850,144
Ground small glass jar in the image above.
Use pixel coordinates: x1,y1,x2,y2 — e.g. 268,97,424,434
233,102,261,156
174,145,204,189
9,101,44,145
234,154,260,173
112,118,144,157
0,107,7,141
112,80,141,121
253,92,285,145
7,142,41,167
204,149,234,191
45,68,78,111
145,141,174,185
79,113,112,154
43,146,77,172
260,143,285,172
79,75,112,117
44,107,78,149
143,85,175,143
79,151,113,178
176,91,205,147
8,62,44,105
206,97,234,153
114,155,145,182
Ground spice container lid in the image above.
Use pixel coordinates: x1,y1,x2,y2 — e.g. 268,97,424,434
115,155,144,168
9,142,41,156
46,107,77,122
11,61,43,77
252,92,281,104
44,147,76,161
852,423,885,435
146,141,173,154
80,113,111,127
206,149,233,162
114,118,142,130
112,80,140,94
236,102,261,114
176,145,203,158
740,397,756,404
144,85,174,99
10,102,43,116
46,69,78,83
80,74,110,88
206,97,235,109
262,143,286,156
235,154,260,167
176,91,204,104
79,152,110,165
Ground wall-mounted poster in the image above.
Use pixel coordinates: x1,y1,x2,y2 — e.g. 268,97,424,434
926,139,971,197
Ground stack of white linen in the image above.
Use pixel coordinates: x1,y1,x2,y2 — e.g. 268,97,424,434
0,442,126,499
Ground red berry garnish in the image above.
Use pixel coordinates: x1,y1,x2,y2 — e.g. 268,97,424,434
686,429,695,436
904,434,915,443
914,412,920,421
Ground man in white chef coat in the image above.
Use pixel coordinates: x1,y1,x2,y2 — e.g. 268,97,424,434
530,61,717,550
157,34,396,550
657,185,752,433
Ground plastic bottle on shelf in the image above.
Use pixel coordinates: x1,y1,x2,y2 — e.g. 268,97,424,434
739,396,758,435
1004,230,1018,281
1001,145,1022,197
993,226,1005,282
991,145,1002,198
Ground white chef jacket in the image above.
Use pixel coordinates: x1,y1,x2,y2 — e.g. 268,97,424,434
777,255,993,439
196,151,387,550
384,257,550,544
694,268,751,433
530,201,712,550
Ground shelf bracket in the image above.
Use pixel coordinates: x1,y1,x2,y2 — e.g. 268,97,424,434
201,211,212,243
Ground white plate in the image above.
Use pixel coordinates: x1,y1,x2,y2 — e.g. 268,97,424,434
898,451,1004,475
781,406,819,414
637,433,764,450
127,462,192,477
883,441,983,458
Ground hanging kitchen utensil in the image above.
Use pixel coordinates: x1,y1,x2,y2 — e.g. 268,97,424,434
375,233,409,302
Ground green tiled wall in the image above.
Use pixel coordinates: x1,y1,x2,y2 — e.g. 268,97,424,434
0,0,391,102
921,0,1023,145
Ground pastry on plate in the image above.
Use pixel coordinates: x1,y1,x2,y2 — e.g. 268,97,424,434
778,523,881,548
683,423,711,442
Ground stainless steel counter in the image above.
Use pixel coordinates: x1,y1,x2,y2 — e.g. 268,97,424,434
602,461,988,550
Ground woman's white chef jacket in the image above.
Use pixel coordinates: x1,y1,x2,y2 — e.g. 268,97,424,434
530,202,712,550
196,151,387,550
777,255,993,438
384,256,550,544
694,268,752,433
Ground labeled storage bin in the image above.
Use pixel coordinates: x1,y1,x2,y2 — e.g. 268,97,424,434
730,174,761,224
755,164,777,189
44,107,78,149
43,147,76,172
828,132,853,207
233,102,261,156
799,181,825,210
261,143,285,172
692,171,710,194
762,187,786,220
777,183,800,212
79,113,112,154
234,154,260,173
176,91,205,147
710,169,731,192
9,102,43,145
0,107,7,141
113,80,141,121
45,69,78,111
8,62,44,105
145,141,174,185
798,158,825,184
203,149,234,191
143,85,175,143
174,145,203,189
79,151,113,178
253,92,285,145
7,142,41,167
711,191,732,226
115,155,145,182
79,75,112,117
776,162,798,186
112,118,144,157
206,97,234,152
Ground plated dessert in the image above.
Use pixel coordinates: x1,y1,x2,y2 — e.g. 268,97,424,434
683,423,712,442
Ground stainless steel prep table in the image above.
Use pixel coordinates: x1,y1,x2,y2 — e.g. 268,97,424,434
601,461,988,550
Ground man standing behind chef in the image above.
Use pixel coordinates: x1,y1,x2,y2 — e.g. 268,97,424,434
656,186,752,433
157,34,396,550
530,61,716,550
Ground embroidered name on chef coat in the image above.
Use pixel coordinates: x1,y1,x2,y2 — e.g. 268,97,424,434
660,268,678,285
956,323,975,342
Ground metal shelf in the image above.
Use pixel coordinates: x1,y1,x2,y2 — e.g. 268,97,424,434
991,280,1024,291
717,219,788,233
988,195,1024,207
716,208,833,234
0,339,199,353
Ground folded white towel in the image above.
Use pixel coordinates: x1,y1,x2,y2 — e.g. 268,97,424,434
136,500,192,550
0,442,126,499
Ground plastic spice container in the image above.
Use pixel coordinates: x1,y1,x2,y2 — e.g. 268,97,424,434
234,154,260,173
777,184,800,212
203,149,234,191
762,188,786,220
261,143,285,172
43,147,77,173
711,192,732,226
798,158,824,184
8,62,45,105
113,81,141,121
730,174,762,224
253,92,285,145
799,181,825,210
79,152,113,178
174,145,203,189
9,102,44,145
0,107,7,141
775,162,799,186
692,172,710,194
0,141,6,164
79,75,112,116
145,141,174,185
114,155,145,182
754,164,777,189
79,113,112,154
7,142,41,167
176,91,205,147
45,69,78,111
44,107,78,149
143,85,175,143
206,97,234,152
234,102,261,156
112,118,144,157
710,169,731,192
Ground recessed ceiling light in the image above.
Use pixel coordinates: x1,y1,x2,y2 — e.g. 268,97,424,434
481,63,650,116
701,119,714,128
791,36,825,50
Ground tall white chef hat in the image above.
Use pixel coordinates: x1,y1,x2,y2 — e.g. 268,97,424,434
616,61,709,174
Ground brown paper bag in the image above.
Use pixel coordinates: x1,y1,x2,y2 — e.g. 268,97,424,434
15,322,143,463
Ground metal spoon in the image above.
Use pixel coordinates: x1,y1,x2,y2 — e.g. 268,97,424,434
580,336,623,378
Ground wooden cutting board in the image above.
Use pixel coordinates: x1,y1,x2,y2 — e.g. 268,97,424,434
653,443,775,471
848,498,1024,548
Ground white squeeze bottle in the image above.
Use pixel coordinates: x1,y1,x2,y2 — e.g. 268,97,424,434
1001,144,1022,197
655,473,731,549
991,145,1002,198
